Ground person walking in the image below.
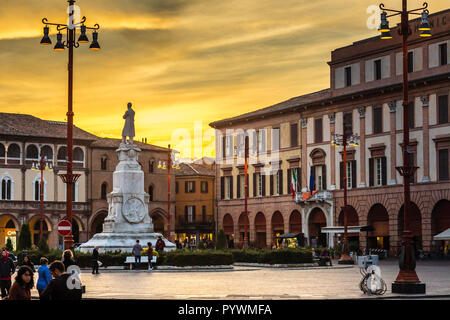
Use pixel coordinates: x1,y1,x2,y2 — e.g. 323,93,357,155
40,261,82,300
132,240,143,269
7,266,33,300
21,255,35,273
92,247,100,274
0,248,15,299
320,247,332,266
147,242,154,270
155,236,165,253
37,257,52,296
62,249,76,272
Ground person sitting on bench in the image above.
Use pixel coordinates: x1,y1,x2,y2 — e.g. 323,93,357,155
320,248,332,266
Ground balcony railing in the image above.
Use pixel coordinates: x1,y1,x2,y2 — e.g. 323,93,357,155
176,215,215,229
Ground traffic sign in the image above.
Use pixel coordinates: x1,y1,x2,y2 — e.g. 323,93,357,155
57,220,72,237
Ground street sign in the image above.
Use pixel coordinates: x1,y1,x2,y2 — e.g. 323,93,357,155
57,220,72,237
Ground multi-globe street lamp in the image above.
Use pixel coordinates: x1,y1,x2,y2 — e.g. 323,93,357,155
158,145,180,242
377,0,431,294
31,154,53,242
234,136,250,249
40,0,100,250
331,124,359,265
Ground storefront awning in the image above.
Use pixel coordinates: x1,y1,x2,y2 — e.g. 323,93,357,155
321,226,370,234
433,228,450,241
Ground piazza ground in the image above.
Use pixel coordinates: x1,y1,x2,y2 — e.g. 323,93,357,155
25,259,450,300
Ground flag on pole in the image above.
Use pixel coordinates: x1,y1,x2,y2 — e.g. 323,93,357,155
291,169,297,199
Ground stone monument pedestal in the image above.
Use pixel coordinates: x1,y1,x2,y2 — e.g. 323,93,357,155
79,143,174,253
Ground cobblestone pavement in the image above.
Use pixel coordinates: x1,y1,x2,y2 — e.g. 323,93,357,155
29,259,450,300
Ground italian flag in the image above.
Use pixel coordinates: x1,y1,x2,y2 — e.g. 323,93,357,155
291,169,297,199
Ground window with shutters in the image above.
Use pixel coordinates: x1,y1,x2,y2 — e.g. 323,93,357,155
408,101,415,129
314,118,323,143
373,107,383,134
438,149,449,181
407,51,414,73
1,176,12,200
258,130,267,154
439,43,448,66
175,181,179,194
272,127,280,152
438,95,449,124
101,182,107,200
186,181,195,193
101,157,107,170
290,123,298,147
201,181,208,193
186,206,195,223
374,59,382,80
202,206,206,222
343,113,353,135
347,162,352,189
275,171,280,195
375,158,383,186
226,135,234,157
149,159,154,173
345,66,352,86
256,173,262,197
224,176,233,199
239,174,245,198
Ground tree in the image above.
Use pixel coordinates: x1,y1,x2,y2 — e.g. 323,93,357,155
38,235,50,253
17,224,32,251
215,229,227,250
5,237,13,252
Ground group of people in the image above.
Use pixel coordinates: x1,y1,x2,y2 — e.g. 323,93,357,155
174,237,215,250
0,247,83,300
131,236,166,270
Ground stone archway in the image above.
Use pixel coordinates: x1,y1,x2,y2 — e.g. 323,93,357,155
431,200,450,250
367,204,390,250
238,213,250,247
398,202,422,250
29,216,52,246
254,212,266,249
0,215,19,250
271,211,284,247
338,205,360,250
308,208,327,247
289,210,302,233
90,210,107,239
150,209,167,235
223,214,234,236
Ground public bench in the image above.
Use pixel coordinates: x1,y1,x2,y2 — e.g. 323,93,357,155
125,256,157,270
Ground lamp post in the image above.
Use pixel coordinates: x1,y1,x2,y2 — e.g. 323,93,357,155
40,0,100,250
158,145,180,242
234,136,249,249
31,153,53,241
332,124,359,264
377,0,430,294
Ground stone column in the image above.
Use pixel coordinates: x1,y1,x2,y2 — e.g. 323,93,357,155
388,101,397,185
328,113,336,189
421,95,430,182
358,107,366,187
301,118,308,191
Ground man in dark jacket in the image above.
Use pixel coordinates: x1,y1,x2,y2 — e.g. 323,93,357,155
92,247,99,274
0,249,15,299
40,261,82,301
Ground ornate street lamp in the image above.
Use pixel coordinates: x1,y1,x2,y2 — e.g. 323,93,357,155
377,0,430,294
158,145,180,242
31,153,53,241
40,0,100,250
234,136,250,249
331,124,359,264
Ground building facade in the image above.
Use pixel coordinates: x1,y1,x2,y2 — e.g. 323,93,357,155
211,9,450,254
0,114,174,249
174,162,215,246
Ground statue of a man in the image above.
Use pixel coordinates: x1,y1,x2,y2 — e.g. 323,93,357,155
122,102,135,144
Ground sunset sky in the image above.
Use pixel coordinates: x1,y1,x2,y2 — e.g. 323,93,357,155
0,0,448,159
